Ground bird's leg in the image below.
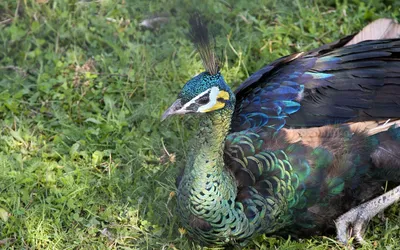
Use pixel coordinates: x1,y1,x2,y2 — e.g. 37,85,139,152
335,185,400,245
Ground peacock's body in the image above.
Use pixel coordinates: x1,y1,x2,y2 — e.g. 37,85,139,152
162,17,400,246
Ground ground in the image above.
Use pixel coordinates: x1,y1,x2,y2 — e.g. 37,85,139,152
1,0,400,249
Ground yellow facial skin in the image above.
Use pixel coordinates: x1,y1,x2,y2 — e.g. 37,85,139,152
201,90,230,113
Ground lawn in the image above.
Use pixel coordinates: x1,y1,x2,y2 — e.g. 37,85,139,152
1,0,400,249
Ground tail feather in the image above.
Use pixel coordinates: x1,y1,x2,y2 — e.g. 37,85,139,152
346,18,400,46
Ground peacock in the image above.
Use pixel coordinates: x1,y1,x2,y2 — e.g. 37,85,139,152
161,16,400,247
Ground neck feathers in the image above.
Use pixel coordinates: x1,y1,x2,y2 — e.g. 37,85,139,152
196,107,233,150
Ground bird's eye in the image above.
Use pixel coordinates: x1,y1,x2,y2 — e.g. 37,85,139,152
197,95,209,105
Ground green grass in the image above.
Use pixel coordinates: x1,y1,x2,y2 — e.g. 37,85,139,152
1,0,400,249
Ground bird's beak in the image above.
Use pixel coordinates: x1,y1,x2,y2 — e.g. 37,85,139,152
161,99,184,121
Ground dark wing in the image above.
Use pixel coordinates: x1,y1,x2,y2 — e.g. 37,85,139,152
231,36,400,132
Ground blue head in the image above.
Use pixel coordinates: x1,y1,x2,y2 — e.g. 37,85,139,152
161,71,235,121
162,14,235,121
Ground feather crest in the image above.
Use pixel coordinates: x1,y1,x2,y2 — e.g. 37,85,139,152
189,14,219,75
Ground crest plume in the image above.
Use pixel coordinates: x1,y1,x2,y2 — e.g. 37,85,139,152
189,13,219,75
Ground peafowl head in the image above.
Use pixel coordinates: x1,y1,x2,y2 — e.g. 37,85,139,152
161,14,235,121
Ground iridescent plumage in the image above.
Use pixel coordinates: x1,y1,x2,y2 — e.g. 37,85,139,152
162,17,400,247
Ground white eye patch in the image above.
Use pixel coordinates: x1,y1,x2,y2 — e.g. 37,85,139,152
181,86,220,112
198,87,219,112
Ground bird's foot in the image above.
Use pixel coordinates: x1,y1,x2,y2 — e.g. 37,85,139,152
335,185,400,247
335,205,369,247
